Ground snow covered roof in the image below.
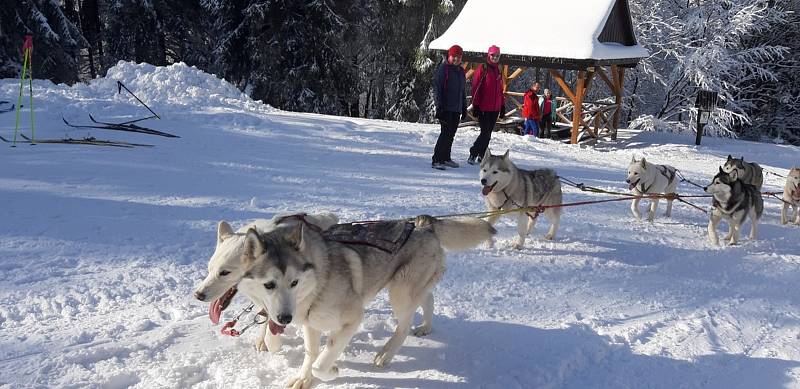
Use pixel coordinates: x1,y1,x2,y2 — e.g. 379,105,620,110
429,0,649,68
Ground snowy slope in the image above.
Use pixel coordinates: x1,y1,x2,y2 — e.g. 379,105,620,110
1,62,799,389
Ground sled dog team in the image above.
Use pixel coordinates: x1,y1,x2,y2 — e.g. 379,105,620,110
194,150,798,388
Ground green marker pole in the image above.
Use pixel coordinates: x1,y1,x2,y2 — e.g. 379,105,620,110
11,51,29,147
27,48,35,144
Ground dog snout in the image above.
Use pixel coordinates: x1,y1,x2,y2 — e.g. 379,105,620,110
703,186,708,191
625,179,631,184
194,290,206,301
480,178,487,185
277,314,293,325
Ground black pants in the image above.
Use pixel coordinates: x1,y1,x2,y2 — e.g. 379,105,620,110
469,110,500,159
433,111,460,163
539,115,553,138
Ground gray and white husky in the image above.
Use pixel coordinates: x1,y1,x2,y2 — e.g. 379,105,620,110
479,148,562,249
626,156,678,221
193,212,338,352
781,167,800,225
704,168,763,245
240,215,495,389
722,155,764,190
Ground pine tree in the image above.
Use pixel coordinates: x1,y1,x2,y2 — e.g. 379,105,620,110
102,0,166,70
0,0,86,84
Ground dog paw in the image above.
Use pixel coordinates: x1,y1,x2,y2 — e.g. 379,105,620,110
485,238,495,249
312,364,339,381
286,377,313,389
513,242,524,250
374,351,394,367
543,233,555,240
412,325,432,337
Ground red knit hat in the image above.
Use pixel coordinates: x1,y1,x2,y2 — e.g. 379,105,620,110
488,45,500,55
448,45,463,57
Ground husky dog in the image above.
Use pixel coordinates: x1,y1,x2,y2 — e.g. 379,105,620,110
722,155,764,190
781,167,800,225
704,168,763,245
478,149,562,249
193,212,338,352
240,215,494,389
626,156,678,221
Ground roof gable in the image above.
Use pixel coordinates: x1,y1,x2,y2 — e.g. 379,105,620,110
429,0,647,65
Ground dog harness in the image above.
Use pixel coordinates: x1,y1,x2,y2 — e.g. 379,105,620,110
278,213,416,255
323,221,415,255
637,165,676,193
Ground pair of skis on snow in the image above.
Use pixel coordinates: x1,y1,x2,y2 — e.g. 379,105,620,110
0,133,153,148
4,81,176,148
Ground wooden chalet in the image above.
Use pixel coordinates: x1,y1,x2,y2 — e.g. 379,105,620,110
429,0,648,144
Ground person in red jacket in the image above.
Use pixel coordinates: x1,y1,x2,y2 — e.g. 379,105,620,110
522,82,541,136
467,45,505,165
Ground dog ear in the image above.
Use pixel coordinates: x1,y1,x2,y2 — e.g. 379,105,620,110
631,155,636,163
502,149,510,159
718,166,724,174
217,221,234,245
483,147,492,160
287,223,308,251
242,228,264,265
640,157,647,168
727,155,732,161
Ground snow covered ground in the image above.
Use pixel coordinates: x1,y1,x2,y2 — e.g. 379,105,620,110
1,62,799,388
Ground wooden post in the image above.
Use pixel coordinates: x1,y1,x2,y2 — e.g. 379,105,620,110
612,65,624,140
571,70,586,144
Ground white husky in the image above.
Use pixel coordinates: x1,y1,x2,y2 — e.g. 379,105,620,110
479,148,562,249
241,215,495,389
626,156,678,221
193,212,338,352
782,167,800,225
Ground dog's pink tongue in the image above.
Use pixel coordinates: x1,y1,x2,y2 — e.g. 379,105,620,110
482,185,492,196
629,183,635,190
268,320,286,335
209,298,223,324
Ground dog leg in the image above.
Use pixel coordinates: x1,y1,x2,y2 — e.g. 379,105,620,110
631,198,641,219
513,212,532,249
375,309,414,367
749,210,758,240
287,326,320,389
266,325,283,352
312,321,360,381
647,198,659,222
412,292,434,337
708,211,720,246
543,208,559,240
794,205,800,224
782,203,789,225
255,323,268,352
665,199,674,217
485,213,501,248
729,223,740,245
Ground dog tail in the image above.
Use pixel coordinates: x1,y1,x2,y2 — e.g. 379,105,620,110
415,215,496,251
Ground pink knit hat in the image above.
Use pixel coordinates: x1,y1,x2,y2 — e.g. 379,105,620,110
487,45,500,55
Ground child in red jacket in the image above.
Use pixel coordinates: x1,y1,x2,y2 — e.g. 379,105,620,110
522,82,541,136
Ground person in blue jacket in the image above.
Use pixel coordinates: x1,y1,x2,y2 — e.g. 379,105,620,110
431,45,468,170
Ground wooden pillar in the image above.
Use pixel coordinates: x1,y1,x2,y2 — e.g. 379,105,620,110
571,70,586,144
611,65,624,140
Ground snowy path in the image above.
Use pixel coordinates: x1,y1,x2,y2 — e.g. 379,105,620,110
1,63,798,388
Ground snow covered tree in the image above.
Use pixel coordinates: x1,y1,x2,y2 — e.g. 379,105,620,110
628,0,792,140
0,0,86,84
102,0,166,70
207,0,357,115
